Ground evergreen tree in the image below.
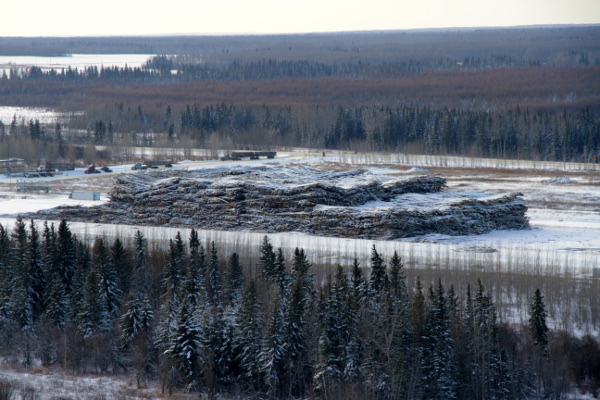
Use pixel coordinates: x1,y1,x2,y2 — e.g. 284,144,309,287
132,230,150,295
314,265,349,393
110,237,131,296
94,238,121,317
121,293,153,346
27,219,46,320
345,259,365,384
369,245,388,295
41,221,58,279
167,299,202,389
259,295,287,397
224,252,244,306
529,288,549,354
9,217,32,328
389,250,407,302
259,236,277,284
274,248,288,294
70,240,91,321
0,224,12,321
407,277,428,399
78,266,104,338
163,236,185,301
284,248,312,396
235,281,263,387
207,241,221,306
56,219,77,294
45,270,68,327
182,245,205,310
423,280,457,399
350,258,367,305
11,216,27,273
188,228,206,288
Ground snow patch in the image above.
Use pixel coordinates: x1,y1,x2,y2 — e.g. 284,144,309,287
544,176,576,184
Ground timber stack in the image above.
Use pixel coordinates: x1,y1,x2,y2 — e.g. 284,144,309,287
36,165,529,239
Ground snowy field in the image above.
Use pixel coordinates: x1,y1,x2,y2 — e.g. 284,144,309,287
0,106,80,126
0,152,598,279
0,367,172,400
0,54,154,76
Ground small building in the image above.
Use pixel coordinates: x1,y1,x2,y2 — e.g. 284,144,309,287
0,158,26,174
69,191,100,201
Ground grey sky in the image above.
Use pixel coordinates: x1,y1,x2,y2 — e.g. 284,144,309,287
2,0,599,36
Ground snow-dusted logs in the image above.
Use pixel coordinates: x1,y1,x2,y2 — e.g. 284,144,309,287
38,165,528,238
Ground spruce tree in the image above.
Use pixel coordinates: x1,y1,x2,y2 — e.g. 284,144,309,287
56,219,77,294
389,250,407,302
27,219,46,320
284,250,312,395
70,240,91,321
164,237,185,301
9,217,32,329
182,246,205,310
259,236,276,284
78,266,104,338
94,238,121,317
167,299,202,389
235,281,263,386
0,223,12,321
188,229,206,293
132,230,150,295
529,288,549,354
315,265,349,393
225,252,244,306
207,241,221,306
259,295,287,397
369,245,388,295
423,280,457,400
121,293,153,346
110,237,131,296
274,248,288,294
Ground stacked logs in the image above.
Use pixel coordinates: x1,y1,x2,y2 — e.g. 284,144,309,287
35,165,529,239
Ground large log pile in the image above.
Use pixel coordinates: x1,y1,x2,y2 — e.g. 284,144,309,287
39,165,529,239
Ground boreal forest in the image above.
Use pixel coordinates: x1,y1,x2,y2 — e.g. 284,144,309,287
1,26,599,164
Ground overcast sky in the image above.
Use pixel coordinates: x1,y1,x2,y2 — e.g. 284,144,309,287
2,0,599,37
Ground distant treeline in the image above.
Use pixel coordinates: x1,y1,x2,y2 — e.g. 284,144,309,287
1,25,599,66
1,26,599,164
1,218,599,399
1,55,547,85
2,101,599,162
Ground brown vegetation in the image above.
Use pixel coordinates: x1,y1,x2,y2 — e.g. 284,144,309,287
2,66,599,112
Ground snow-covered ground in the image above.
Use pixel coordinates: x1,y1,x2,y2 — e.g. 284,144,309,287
0,153,598,279
0,366,182,400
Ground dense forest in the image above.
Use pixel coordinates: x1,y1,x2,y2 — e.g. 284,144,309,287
0,218,599,399
1,99,599,164
1,26,599,65
1,26,600,165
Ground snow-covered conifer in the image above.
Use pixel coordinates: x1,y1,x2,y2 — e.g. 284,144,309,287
369,245,388,295
56,219,77,294
235,281,263,385
166,299,202,389
110,237,131,296
27,219,46,320
258,235,276,284
94,238,121,317
259,295,287,397
224,252,244,306
207,241,221,306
